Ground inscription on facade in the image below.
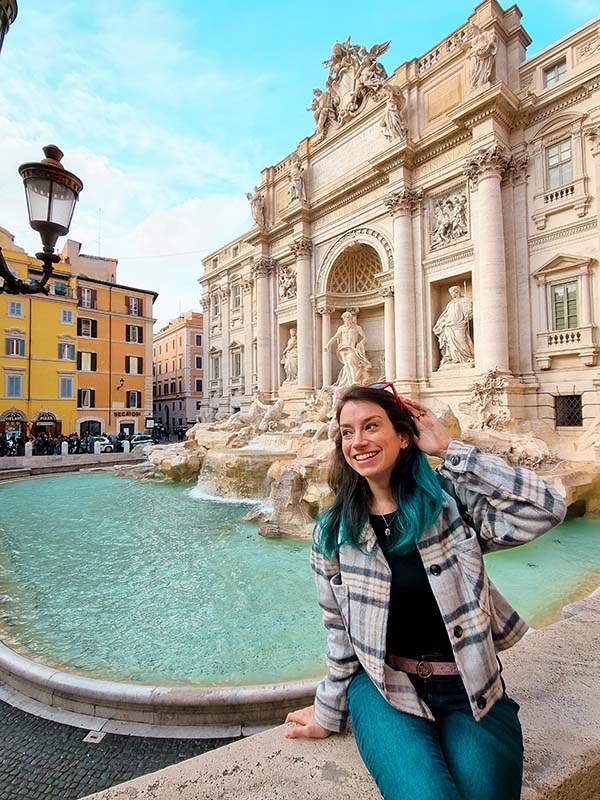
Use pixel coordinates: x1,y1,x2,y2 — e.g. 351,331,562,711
311,123,382,190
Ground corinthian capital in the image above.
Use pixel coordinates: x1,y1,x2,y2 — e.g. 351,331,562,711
290,237,312,258
316,304,336,315
384,188,423,216
378,286,394,298
584,124,600,157
504,151,529,184
251,257,274,278
463,143,511,187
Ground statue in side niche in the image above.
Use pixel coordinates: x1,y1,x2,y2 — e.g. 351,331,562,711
281,328,298,383
325,310,372,387
470,23,497,87
433,286,474,367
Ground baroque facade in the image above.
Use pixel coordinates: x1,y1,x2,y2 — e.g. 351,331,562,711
199,2,600,446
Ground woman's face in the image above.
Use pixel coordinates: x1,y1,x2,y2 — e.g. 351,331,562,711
339,400,409,488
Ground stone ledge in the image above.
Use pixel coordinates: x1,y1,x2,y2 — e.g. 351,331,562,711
82,598,600,800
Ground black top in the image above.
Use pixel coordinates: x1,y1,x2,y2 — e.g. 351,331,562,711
369,514,454,661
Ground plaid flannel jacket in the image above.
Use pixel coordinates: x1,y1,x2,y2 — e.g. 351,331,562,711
311,440,567,731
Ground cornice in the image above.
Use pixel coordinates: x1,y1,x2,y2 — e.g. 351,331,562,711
528,219,597,251
449,84,521,132
423,246,474,272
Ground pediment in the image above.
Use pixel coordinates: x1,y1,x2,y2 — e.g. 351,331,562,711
532,254,594,280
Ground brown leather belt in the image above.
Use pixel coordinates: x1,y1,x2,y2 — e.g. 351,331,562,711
388,655,459,679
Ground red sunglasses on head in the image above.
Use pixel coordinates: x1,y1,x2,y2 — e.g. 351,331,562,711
366,381,405,410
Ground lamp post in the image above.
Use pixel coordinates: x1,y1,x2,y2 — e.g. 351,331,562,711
0,144,83,295
0,0,17,55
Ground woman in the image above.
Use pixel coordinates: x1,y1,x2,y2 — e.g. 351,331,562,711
285,384,566,800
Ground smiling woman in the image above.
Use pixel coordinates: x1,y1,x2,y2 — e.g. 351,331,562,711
285,384,566,800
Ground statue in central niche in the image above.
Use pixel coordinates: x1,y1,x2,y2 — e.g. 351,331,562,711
325,310,372,387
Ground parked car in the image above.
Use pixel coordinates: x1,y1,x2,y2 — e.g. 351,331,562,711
130,434,155,450
90,435,114,453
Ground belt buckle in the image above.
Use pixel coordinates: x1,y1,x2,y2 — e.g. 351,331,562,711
416,660,434,679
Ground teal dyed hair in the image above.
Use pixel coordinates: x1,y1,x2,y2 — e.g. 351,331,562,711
314,386,443,559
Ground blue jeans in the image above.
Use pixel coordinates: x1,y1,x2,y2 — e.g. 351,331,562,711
347,669,523,800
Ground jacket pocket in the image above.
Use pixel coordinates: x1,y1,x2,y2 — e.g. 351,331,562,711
454,533,491,615
330,573,351,633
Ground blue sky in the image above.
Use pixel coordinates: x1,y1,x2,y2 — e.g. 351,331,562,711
1,0,599,328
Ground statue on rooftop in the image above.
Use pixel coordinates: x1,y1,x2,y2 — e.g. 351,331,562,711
470,23,497,87
288,152,307,204
380,84,408,141
246,186,266,228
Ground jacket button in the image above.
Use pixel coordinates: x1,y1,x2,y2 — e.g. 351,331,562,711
449,455,461,466
430,564,441,576
477,696,487,710
453,625,463,638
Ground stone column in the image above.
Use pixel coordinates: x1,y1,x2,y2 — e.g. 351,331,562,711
584,125,600,254
251,258,273,394
580,268,591,327
383,189,421,384
464,144,511,373
242,277,254,393
290,238,314,392
317,305,335,387
220,285,230,393
379,287,395,380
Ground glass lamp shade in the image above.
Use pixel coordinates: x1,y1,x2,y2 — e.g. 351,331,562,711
0,1,18,55
19,145,83,253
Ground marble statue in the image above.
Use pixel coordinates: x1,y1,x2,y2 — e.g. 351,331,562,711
325,310,372,387
433,286,474,367
380,84,408,141
470,23,497,87
246,186,265,227
458,368,511,430
281,328,298,383
258,398,289,432
278,264,297,300
308,83,338,140
288,152,307,204
309,39,390,137
217,391,269,430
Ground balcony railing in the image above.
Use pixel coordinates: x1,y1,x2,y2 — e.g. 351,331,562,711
535,325,597,368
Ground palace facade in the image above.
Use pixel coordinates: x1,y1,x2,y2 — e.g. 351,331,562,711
199,2,600,448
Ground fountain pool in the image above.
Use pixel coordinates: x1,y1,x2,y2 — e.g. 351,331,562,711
0,472,598,726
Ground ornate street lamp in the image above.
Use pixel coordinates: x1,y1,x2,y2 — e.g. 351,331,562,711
0,0,18,55
0,145,83,295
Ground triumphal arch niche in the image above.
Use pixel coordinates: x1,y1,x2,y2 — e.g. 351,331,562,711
200,1,600,446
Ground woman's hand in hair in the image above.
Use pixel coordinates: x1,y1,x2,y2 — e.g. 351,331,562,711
400,397,452,459
284,705,333,739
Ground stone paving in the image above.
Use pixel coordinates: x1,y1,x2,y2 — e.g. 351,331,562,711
0,700,238,799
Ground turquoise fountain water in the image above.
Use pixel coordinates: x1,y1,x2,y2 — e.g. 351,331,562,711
0,473,598,687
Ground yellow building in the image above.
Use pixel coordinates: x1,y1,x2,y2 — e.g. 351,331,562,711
0,228,157,440
0,226,78,440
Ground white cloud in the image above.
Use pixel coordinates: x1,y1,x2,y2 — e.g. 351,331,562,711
104,195,252,329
